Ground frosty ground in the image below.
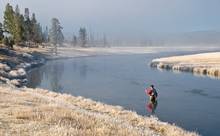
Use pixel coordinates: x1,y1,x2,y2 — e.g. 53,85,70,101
151,52,220,79
1,45,216,136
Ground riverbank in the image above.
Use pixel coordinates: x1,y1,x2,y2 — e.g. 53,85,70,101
0,45,213,136
2,45,219,86
150,52,220,78
0,46,48,87
0,85,198,136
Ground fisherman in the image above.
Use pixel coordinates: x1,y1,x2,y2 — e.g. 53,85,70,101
145,85,158,102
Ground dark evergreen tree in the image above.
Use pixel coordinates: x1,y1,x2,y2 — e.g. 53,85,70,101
3,37,14,49
36,23,43,43
3,37,9,46
24,8,32,43
8,37,15,49
24,8,29,21
3,3,15,48
14,5,24,44
43,26,49,43
0,23,4,41
31,13,43,43
79,27,87,47
3,3,15,36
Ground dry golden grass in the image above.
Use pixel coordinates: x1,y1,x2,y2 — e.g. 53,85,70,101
0,45,203,135
151,52,220,78
0,86,198,136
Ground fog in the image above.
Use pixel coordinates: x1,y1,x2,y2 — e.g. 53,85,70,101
1,0,220,44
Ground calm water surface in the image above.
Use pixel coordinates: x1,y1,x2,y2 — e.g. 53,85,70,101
27,51,220,136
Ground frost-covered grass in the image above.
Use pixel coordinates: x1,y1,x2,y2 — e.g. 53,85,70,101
0,86,198,136
2,45,217,135
51,46,220,58
151,52,220,78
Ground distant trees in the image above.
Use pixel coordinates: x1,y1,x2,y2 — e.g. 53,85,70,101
49,18,64,55
1,3,112,49
1,3,45,48
103,34,108,47
71,27,110,48
79,27,87,47
89,32,95,47
70,28,87,47
71,34,77,46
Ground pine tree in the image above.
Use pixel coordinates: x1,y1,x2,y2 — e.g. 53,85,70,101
43,26,49,43
31,13,42,44
19,15,25,42
8,37,15,49
57,31,64,45
3,3,15,48
3,37,9,46
24,8,32,43
3,36,14,49
49,18,64,54
2,3,44,47
24,8,29,20
0,23,4,42
14,5,24,44
35,23,43,43
79,27,87,47
3,3,15,37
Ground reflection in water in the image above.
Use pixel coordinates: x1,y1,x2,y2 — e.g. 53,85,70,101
28,67,43,87
71,60,89,79
27,61,65,92
79,61,88,79
146,100,158,114
49,61,64,92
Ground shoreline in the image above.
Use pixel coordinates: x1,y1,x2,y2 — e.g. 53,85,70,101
0,85,198,136
0,45,213,135
0,45,211,87
150,52,220,79
0,46,47,87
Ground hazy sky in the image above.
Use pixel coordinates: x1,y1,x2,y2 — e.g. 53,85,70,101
0,0,220,40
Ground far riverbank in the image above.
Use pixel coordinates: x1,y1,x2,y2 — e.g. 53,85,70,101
151,52,220,78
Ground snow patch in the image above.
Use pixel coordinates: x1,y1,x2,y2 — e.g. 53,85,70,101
9,68,27,78
22,53,33,59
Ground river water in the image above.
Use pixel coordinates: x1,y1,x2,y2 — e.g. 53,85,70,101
27,51,220,136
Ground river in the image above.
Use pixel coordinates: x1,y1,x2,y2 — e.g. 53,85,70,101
27,51,220,136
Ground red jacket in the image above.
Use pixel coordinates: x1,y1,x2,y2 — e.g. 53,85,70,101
145,88,153,96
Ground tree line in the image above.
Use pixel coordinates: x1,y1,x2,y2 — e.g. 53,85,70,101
71,28,109,48
0,3,109,51
0,3,49,49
